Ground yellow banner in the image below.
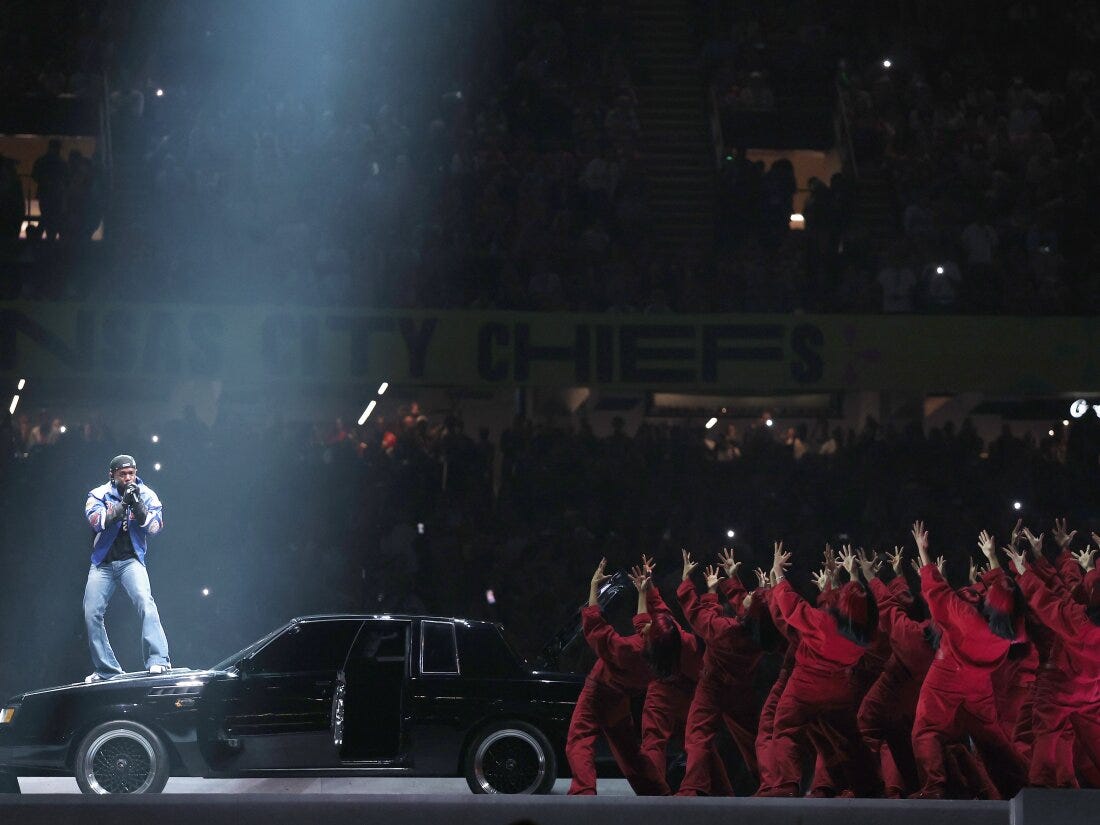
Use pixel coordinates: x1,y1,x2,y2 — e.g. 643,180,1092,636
2,302,1098,394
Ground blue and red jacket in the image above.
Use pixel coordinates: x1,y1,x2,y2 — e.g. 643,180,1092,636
84,477,164,565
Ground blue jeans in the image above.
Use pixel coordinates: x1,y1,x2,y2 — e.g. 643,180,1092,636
83,559,171,677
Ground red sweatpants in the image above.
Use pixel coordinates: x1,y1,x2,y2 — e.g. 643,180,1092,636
676,669,759,796
758,671,844,796
1027,678,1100,788
566,677,670,795
995,654,1037,751
754,666,790,793
770,666,878,796
642,679,729,792
911,670,1027,799
858,665,918,794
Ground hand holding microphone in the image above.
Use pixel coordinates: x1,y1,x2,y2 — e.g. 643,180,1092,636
123,483,147,520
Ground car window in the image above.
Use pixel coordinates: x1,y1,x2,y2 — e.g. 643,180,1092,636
247,620,361,675
211,624,286,671
456,625,522,678
420,620,458,675
349,621,408,663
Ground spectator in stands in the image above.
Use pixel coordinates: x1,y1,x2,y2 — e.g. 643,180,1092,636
919,250,962,313
876,241,917,313
959,209,999,302
759,159,796,248
0,155,23,240
739,72,776,110
31,139,67,240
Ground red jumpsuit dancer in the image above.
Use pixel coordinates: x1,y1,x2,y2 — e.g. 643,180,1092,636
762,543,879,797
566,560,670,796
1008,539,1100,787
754,575,794,795
675,550,764,796
759,578,854,797
629,563,713,789
909,524,1028,799
864,564,930,796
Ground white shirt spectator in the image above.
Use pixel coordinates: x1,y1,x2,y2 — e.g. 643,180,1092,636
922,260,962,308
878,264,917,312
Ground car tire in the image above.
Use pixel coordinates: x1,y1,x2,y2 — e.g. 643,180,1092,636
0,771,19,794
74,720,170,795
464,720,556,795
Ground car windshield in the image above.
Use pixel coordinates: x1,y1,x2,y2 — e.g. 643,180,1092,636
210,624,287,671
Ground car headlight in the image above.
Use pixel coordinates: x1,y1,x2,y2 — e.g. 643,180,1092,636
0,707,15,724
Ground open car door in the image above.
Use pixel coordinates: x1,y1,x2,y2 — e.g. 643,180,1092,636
335,619,410,762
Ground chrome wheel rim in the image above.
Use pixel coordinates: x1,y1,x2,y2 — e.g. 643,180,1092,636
84,730,156,794
473,729,546,794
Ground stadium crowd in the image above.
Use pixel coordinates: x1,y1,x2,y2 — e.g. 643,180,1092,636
2,1,1097,315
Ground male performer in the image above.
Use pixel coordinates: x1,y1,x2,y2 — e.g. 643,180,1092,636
83,454,171,681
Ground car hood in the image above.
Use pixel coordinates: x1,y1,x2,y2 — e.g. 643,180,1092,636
6,668,218,704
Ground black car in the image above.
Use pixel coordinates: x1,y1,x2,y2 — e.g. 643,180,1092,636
0,576,633,796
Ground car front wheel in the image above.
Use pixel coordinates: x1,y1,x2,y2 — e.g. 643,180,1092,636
74,720,170,794
464,721,556,794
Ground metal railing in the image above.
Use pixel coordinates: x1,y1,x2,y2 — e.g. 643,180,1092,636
833,77,859,181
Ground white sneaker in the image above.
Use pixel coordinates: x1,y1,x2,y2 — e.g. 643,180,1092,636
84,673,104,683
148,664,169,675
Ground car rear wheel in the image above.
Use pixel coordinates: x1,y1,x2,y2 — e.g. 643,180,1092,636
74,720,169,795
464,721,556,794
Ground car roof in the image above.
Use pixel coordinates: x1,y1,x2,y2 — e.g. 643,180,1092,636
289,614,498,630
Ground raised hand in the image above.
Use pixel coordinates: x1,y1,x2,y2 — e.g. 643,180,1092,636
628,565,650,592
968,557,979,585
912,521,930,564
681,549,698,581
811,568,829,592
1010,518,1025,547
589,558,613,606
1022,528,1044,559
1052,518,1077,550
718,547,741,578
754,567,769,589
640,554,656,577
857,548,882,580
1072,545,1098,572
909,558,923,575
838,544,858,578
823,543,837,573
591,558,612,589
977,530,997,561
887,545,904,575
1004,545,1028,576
772,540,791,580
935,555,946,575
704,564,724,591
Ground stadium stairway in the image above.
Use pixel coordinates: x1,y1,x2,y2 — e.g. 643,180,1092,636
629,0,716,254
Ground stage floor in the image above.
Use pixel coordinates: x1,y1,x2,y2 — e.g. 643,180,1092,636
16,776,635,794
5,781,1100,825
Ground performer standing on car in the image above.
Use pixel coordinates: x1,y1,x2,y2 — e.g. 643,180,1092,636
82,454,171,682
